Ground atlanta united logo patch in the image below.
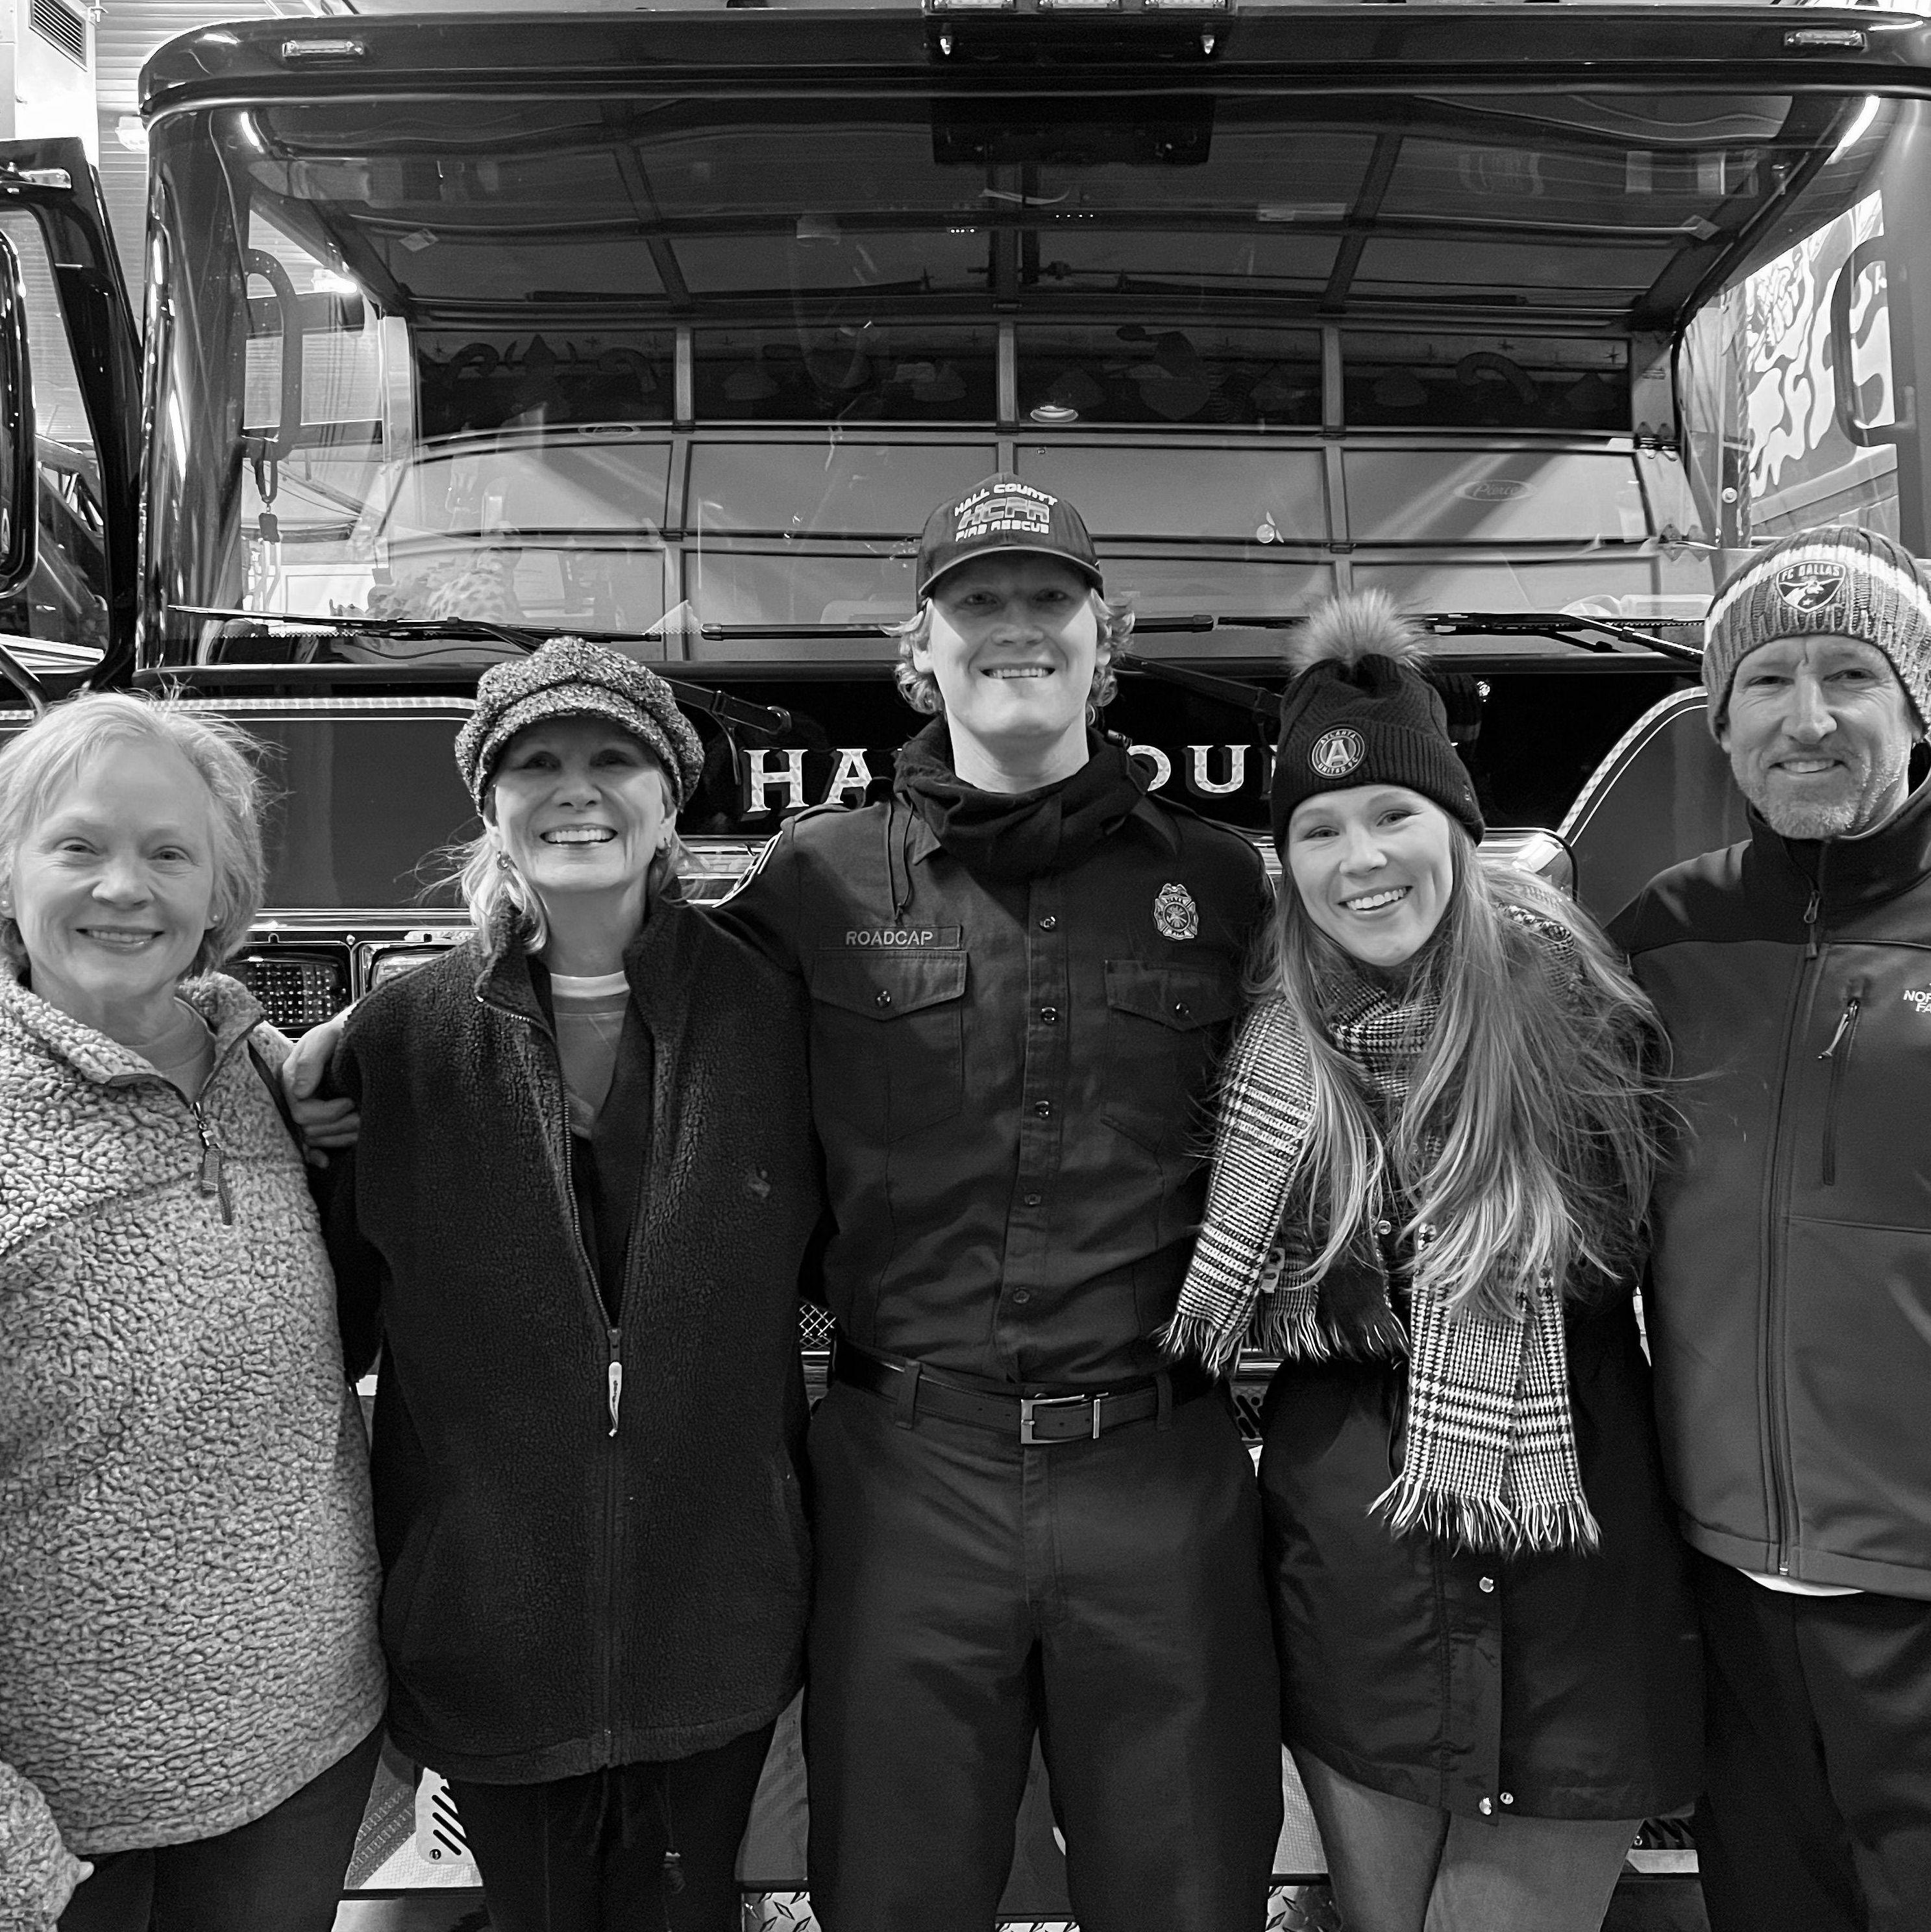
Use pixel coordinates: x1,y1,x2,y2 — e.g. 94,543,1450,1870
1774,561,1848,615
1154,882,1199,941
1309,727,1366,779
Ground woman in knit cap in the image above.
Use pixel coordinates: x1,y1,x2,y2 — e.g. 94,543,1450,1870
1164,593,1701,1932
318,639,820,1932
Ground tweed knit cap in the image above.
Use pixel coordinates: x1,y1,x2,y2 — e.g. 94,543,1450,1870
1270,591,1484,850
454,638,705,808
1703,526,1931,734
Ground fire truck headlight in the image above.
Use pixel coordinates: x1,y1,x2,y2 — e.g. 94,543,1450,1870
229,950,351,1034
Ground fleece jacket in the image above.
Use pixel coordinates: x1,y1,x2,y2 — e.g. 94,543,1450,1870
0,965,385,1914
327,897,820,1782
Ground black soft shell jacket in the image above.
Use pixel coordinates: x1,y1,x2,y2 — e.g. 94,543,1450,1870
1612,786,1931,1599
326,900,820,1780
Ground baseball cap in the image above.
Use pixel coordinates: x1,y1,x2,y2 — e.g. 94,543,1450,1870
915,473,1103,601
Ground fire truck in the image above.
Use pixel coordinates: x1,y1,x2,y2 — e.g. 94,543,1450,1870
2,1,1925,1919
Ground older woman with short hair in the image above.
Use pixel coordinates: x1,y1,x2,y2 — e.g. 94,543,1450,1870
0,692,384,1932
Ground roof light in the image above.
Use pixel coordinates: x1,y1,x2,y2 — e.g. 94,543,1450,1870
280,37,367,62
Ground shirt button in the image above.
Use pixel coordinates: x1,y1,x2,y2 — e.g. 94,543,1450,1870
1479,1798,1493,1816
874,990,892,1009
1375,1219,1393,1236
1479,1576,1495,1594
1034,1101,1052,1118
1040,1007,1059,1024
1012,1290,1032,1305
1023,1193,1042,1207
1039,915,1057,930
1499,1792,1514,1807
1172,1002,1190,1020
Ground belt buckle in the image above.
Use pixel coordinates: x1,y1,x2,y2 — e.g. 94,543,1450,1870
1018,1391,1099,1446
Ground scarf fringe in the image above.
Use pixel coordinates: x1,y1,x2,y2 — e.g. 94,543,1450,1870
1248,1296,1410,1365
1371,1475,1603,1557
1156,1309,1246,1376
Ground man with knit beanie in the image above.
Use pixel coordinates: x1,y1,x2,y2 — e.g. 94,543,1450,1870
719,475,1283,1932
1612,525,1931,1932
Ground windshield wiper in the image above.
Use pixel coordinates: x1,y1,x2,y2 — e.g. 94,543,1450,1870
1133,611,1703,662
1114,608,1703,719
1419,612,1704,663
167,604,793,736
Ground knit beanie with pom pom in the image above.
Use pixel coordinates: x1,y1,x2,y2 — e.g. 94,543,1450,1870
1270,591,1484,850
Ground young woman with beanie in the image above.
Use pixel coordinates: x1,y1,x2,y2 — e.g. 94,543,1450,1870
306,638,820,1932
1164,593,1701,1932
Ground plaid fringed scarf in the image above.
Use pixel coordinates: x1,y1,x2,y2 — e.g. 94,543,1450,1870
1164,947,1600,1557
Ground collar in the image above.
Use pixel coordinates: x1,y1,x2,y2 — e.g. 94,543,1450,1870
0,958,264,1087
1749,776,1931,917
906,794,1179,864
473,895,696,1028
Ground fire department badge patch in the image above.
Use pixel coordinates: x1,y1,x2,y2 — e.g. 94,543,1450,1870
1155,882,1199,941
1774,560,1848,615
1309,727,1366,778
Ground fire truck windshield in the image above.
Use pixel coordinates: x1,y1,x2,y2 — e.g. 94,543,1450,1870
136,79,1925,670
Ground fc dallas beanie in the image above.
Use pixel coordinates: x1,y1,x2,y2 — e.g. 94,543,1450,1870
1703,526,1931,734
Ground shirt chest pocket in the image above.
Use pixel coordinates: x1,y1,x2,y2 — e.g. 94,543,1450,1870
809,951,969,1138
1101,960,1239,1156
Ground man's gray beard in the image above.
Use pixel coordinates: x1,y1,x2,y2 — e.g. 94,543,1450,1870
1753,793,1866,841
1739,742,1913,842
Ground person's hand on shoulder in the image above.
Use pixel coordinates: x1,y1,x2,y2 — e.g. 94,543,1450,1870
0,1764,92,1929
280,1010,359,1161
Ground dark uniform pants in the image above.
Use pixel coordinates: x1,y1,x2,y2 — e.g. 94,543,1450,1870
447,1724,778,1932
59,1728,381,1932
1691,1552,1931,1932
803,1380,1282,1932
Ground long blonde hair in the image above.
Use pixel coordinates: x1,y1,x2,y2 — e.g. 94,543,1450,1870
1256,842,1670,1320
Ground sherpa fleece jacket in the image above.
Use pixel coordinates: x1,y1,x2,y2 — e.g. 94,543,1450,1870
0,965,385,1918
326,897,820,1781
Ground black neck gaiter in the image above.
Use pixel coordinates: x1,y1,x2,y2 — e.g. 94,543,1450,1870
892,721,1149,881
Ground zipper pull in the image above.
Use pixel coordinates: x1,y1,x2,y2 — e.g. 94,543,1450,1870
1802,887,1822,960
193,1107,234,1224
607,1359,624,1438
1819,994,1862,1059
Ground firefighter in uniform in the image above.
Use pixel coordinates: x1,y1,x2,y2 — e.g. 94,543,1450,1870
717,475,1283,1932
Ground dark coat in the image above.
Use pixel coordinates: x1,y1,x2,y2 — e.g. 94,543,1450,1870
326,899,819,1782
1261,1288,1703,1824
1612,786,1931,1598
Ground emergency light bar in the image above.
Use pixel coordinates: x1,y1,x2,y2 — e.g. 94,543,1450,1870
926,0,1229,10
925,0,1232,60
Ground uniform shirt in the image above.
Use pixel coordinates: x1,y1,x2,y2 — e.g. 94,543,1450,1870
720,782,1267,1385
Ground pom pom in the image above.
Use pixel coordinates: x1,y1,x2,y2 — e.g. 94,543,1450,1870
1286,590,1429,676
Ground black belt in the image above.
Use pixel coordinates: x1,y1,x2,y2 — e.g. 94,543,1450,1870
831,1335,1215,1444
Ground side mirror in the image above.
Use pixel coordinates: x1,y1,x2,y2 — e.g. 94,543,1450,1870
0,227,36,597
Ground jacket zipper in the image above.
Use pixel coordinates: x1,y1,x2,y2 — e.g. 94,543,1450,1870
153,1046,249,1225
478,986,625,1761
186,1095,234,1224
1765,854,1826,1573
1817,978,1864,1187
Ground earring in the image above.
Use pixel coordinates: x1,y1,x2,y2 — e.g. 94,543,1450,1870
497,853,515,873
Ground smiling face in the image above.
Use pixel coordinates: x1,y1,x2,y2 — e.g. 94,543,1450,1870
1286,784,1458,972
1719,633,1919,839
913,554,1100,790
486,717,673,931
10,741,219,1039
